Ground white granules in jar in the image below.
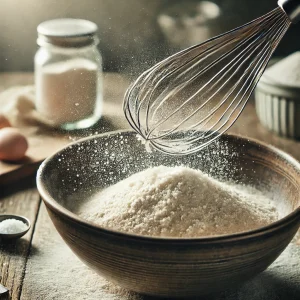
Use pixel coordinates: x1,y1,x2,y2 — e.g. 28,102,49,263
0,219,28,234
35,58,98,125
79,166,278,237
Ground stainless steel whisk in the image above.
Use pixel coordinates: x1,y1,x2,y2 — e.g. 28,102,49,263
124,0,300,155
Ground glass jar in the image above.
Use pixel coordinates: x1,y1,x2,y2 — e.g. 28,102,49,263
35,19,103,130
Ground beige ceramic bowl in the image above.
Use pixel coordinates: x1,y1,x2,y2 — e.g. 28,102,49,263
37,131,300,298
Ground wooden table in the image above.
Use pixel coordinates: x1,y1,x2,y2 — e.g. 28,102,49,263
0,73,299,300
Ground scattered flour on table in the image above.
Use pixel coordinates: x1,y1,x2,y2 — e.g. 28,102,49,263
20,205,140,300
79,166,278,237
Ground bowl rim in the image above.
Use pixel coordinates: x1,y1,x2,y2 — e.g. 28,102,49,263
36,130,300,243
256,79,300,99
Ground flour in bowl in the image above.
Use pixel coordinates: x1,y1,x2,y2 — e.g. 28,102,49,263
79,166,278,237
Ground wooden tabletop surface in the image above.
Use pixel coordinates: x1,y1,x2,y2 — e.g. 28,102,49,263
0,72,299,300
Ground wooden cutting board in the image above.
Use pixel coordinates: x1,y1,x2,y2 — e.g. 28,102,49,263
0,73,130,185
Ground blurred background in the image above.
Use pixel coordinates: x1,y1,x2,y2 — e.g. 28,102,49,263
1,0,299,75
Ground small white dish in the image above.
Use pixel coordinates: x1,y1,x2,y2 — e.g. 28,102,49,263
255,52,300,139
0,215,31,240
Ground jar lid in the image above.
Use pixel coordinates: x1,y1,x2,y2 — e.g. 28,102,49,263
37,19,98,47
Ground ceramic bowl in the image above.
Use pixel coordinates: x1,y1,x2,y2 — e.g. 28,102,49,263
36,131,300,298
0,215,31,240
255,65,300,139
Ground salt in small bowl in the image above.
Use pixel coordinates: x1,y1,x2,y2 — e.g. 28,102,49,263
0,215,31,240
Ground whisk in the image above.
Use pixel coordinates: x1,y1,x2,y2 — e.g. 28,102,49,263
124,0,300,155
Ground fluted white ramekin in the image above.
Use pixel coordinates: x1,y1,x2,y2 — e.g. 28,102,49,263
255,77,300,139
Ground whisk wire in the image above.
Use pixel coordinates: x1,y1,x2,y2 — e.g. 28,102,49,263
187,17,289,132
146,11,287,139
167,21,290,152
130,8,284,132
124,7,291,155
169,18,290,150
126,8,284,137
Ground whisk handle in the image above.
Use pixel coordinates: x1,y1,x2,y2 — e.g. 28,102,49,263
278,0,300,23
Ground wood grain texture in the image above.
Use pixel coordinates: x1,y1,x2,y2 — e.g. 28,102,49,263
20,204,121,300
0,176,40,300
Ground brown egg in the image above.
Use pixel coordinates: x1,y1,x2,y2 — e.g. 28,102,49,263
0,128,28,161
0,114,11,129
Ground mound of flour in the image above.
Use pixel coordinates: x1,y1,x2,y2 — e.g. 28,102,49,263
79,166,278,237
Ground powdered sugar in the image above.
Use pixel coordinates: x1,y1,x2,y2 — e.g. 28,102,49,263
35,58,99,125
264,52,300,87
79,165,278,237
